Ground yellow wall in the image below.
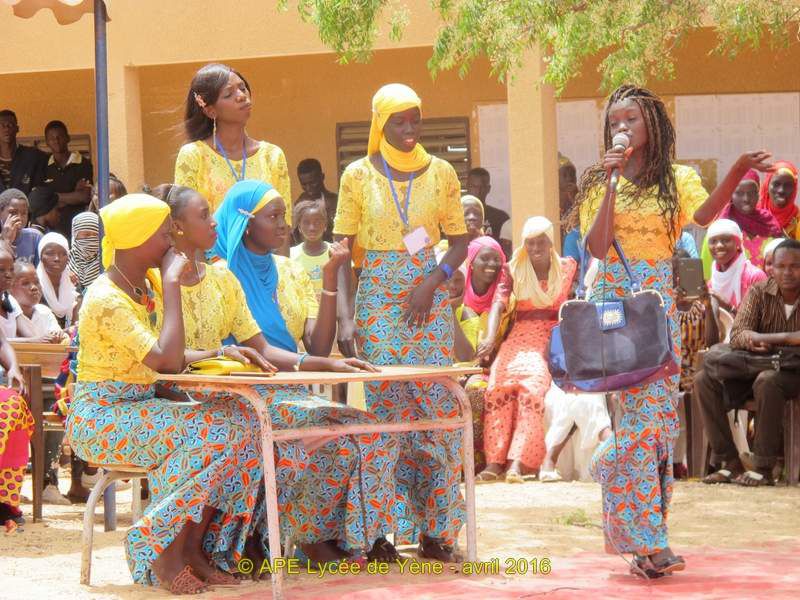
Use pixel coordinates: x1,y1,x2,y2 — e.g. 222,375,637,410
0,68,96,152
562,27,800,99
139,48,508,193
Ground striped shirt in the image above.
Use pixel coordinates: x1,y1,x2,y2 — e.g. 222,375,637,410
729,279,800,349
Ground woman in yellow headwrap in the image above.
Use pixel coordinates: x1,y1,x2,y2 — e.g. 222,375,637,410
66,194,265,594
478,217,577,483
333,83,469,562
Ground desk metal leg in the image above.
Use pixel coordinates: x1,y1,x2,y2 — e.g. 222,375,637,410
235,386,285,600
438,377,477,562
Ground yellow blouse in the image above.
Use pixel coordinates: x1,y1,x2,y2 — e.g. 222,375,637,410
275,255,319,343
77,275,162,385
455,303,512,352
174,140,292,219
579,164,708,262
181,263,261,349
334,156,466,250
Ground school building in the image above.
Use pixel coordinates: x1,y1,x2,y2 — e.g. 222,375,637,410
2,0,799,244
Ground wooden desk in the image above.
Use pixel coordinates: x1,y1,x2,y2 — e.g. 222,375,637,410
159,365,480,600
11,342,75,522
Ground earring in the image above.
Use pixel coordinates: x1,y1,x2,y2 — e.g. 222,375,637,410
175,230,184,236
212,117,217,140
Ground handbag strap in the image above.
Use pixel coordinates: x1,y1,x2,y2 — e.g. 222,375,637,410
577,238,642,298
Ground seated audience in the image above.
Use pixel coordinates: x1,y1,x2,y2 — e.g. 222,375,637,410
461,195,486,241
0,245,36,339
88,173,127,212
27,186,61,235
558,154,581,263
701,169,782,274
0,109,46,194
207,179,400,562
763,237,786,278
466,167,512,256
451,236,510,473
695,239,800,486
477,217,577,483
290,198,329,306
0,188,42,264
42,120,93,237
67,211,101,294
707,219,767,313
0,328,30,531
66,194,267,592
36,233,77,327
542,384,611,482
11,260,65,342
757,160,798,239
295,158,337,241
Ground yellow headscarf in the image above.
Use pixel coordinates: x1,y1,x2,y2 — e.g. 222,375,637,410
508,216,564,308
368,83,431,172
100,193,170,269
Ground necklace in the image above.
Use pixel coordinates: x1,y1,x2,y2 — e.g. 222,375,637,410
113,265,157,326
113,265,144,297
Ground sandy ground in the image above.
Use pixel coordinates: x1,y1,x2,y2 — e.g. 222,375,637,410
1,474,799,599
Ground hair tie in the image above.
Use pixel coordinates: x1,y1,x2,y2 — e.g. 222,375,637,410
237,207,255,220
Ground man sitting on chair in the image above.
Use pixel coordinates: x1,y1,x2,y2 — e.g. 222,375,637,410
694,239,800,486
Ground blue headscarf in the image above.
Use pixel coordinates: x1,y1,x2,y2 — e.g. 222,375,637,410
211,180,297,352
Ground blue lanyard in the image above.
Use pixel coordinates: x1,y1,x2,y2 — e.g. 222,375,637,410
214,133,247,181
380,155,415,232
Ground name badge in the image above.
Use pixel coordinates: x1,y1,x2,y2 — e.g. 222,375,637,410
403,226,430,256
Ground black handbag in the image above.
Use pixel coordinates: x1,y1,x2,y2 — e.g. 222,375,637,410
548,239,678,392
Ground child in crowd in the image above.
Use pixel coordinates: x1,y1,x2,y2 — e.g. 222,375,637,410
36,233,76,327
0,245,36,339
27,186,62,235
290,199,330,308
461,195,485,241
707,219,767,313
11,261,65,342
0,188,42,265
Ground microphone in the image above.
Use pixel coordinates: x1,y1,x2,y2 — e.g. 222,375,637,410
608,132,631,194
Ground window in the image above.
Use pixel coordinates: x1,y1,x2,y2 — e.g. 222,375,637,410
336,117,471,186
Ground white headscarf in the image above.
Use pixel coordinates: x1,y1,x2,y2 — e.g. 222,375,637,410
36,232,76,319
708,219,746,307
508,216,563,307
763,237,786,261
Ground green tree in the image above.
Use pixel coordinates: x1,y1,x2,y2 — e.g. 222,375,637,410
281,0,800,93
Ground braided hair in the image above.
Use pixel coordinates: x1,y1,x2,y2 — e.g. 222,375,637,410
569,85,680,249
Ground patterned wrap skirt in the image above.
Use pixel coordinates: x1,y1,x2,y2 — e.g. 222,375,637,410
0,386,33,510
355,248,465,546
588,258,680,555
66,381,266,585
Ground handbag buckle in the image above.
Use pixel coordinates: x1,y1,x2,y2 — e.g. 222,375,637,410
597,301,626,331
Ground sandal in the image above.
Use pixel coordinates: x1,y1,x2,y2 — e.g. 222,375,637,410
538,469,563,483
702,468,735,484
476,470,502,484
505,470,524,484
630,555,663,579
650,554,686,575
204,568,240,586
418,537,462,563
734,470,774,487
367,537,402,563
161,565,208,595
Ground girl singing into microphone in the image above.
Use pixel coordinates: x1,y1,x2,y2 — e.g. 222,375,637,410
572,85,772,578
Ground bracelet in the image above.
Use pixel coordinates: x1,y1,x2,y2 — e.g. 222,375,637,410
321,289,338,297
439,263,454,280
293,352,309,372
218,345,230,358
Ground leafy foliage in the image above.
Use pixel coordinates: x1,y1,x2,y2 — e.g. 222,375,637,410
282,0,799,93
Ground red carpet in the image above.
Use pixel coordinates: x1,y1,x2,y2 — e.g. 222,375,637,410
231,543,800,599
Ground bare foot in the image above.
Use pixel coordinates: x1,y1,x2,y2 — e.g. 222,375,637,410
152,546,207,594
243,535,269,581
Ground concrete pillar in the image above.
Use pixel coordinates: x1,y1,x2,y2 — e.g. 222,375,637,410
506,49,559,248
105,56,144,191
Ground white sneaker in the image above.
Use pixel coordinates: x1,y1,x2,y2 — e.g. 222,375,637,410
42,484,70,505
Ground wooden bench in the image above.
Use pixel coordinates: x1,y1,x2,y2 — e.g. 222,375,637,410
13,342,75,522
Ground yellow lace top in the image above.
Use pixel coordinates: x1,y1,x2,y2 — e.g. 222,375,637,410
333,156,466,250
275,255,319,342
180,263,261,349
77,275,162,385
174,140,292,219
580,164,708,262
